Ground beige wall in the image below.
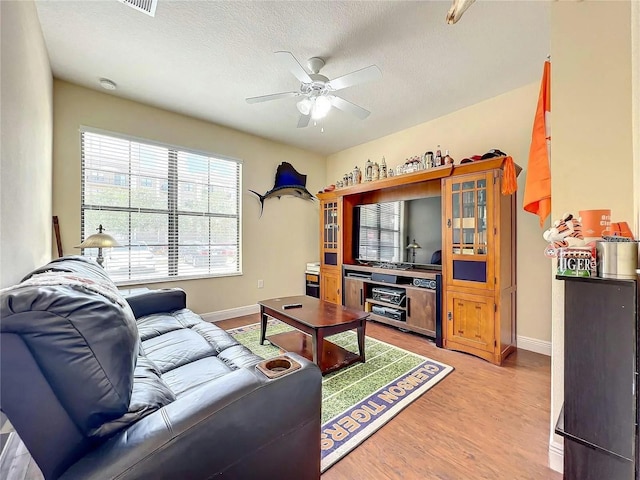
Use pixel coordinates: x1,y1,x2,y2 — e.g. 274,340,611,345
53,81,325,314
327,83,552,343
0,0,53,288
549,0,634,457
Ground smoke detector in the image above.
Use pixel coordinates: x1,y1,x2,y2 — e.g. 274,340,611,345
117,0,158,17
99,78,117,90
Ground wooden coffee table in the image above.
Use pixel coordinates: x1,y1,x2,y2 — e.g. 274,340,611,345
259,295,369,375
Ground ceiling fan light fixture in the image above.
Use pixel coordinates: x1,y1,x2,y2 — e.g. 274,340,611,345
296,97,313,115
312,95,332,120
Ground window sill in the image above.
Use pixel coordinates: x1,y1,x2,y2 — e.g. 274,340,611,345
114,271,243,287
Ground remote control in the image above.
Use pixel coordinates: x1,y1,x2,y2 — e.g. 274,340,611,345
283,303,303,309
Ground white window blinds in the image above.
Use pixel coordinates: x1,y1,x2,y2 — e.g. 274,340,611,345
80,129,242,283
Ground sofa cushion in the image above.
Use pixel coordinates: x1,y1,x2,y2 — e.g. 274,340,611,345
138,309,263,396
91,356,176,438
136,309,200,341
143,329,217,373
0,257,139,438
161,358,233,397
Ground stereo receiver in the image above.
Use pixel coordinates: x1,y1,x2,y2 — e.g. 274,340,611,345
371,287,405,306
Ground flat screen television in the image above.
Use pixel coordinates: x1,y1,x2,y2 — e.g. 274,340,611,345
353,197,442,268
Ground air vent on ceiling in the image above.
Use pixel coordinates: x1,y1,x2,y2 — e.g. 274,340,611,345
118,0,157,17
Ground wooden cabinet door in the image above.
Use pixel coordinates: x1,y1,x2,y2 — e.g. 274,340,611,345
443,171,495,291
321,270,340,304
446,290,494,352
344,277,365,309
320,197,341,268
406,287,436,336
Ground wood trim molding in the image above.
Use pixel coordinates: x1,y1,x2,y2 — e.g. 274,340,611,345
548,439,564,473
201,304,260,322
517,335,552,356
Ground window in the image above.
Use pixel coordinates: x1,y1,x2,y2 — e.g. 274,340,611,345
80,129,242,284
113,174,128,186
358,202,403,263
139,177,154,188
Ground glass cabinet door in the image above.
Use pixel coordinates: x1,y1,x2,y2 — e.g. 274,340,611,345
445,172,494,289
321,200,339,266
323,201,338,250
450,178,488,256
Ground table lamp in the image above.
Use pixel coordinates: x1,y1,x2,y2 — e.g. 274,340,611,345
406,239,422,263
75,224,121,267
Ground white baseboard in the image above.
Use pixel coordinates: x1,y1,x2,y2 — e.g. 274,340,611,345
201,310,553,357
548,439,564,473
200,304,260,323
517,335,552,356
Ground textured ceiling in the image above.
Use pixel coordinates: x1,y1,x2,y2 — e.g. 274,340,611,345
34,1,550,155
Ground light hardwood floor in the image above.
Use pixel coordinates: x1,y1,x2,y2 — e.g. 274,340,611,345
1,314,561,480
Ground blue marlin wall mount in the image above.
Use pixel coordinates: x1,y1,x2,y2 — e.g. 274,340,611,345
249,162,316,216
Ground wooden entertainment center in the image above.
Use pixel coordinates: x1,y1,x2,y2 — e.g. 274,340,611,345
317,157,520,365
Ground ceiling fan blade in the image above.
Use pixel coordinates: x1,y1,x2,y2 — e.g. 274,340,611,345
327,65,382,91
245,92,299,104
330,96,371,120
275,51,313,84
297,113,311,128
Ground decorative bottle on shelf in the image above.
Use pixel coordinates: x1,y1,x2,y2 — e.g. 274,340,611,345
443,150,454,165
353,165,361,184
425,151,434,169
365,159,373,182
435,146,442,167
380,157,387,178
372,162,380,181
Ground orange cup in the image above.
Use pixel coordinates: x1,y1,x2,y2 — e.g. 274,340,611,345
579,209,611,238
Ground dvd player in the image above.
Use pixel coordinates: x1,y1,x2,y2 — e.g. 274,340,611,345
346,272,372,279
371,305,405,322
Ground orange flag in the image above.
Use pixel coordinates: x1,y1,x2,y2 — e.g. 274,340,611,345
523,60,551,227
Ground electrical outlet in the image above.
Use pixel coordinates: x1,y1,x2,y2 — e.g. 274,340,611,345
257,279,264,289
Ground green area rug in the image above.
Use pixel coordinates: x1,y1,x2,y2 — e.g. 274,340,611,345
228,320,454,472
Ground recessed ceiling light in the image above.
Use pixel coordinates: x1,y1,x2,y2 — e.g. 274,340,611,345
99,78,117,90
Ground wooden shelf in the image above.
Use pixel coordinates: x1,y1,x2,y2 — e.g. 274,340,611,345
366,298,406,310
318,157,521,200
319,165,453,199
266,330,361,376
344,263,440,279
366,312,409,330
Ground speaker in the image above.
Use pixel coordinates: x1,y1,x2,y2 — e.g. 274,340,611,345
371,272,399,284
413,278,437,290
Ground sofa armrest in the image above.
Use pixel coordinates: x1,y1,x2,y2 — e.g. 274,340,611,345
59,353,322,480
125,289,187,318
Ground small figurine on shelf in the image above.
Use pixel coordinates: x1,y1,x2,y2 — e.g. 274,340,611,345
380,157,387,179
365,159,373,182
435,146,442,166
343,173,349,186
353,165,362,184
372,162,380,181
443,150,454,165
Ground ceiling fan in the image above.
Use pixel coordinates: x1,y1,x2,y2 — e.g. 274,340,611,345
245,51,382,128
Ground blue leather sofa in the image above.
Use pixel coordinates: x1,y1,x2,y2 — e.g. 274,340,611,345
0,256,321,479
